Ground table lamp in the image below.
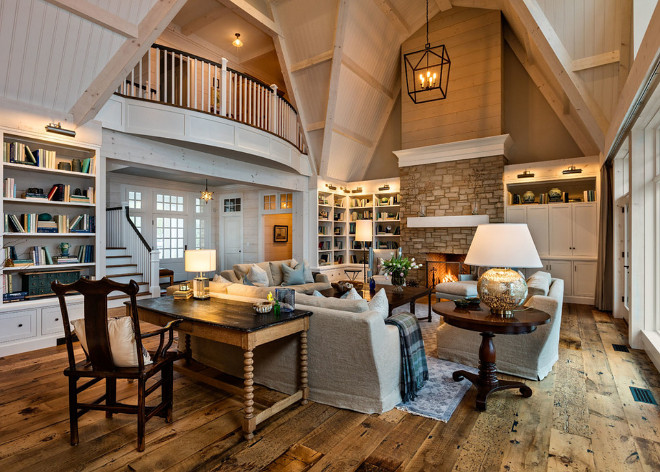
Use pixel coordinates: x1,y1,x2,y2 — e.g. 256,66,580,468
464,224,542,317
184,249,216,300
355,220,373,285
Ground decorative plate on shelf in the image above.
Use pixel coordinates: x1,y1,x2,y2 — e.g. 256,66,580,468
522,191,535,204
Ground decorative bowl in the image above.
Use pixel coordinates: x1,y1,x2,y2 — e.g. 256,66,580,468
253,301,274,314
522,190,535,204
548,187,562,201
453,297,481,308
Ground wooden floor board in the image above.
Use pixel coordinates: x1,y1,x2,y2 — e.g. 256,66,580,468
0,304,658,471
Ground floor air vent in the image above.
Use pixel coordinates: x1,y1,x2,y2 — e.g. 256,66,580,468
630,387,657,405
612,344,630,352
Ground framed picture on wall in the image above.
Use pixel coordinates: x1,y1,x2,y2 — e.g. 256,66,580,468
274,225,288,243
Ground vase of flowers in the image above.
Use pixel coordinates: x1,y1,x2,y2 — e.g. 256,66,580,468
381,254,422,293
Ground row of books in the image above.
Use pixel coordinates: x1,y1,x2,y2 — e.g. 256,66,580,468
350,254,366,264
3,141,96,174
318,225,330,235
318,241,331,251
334,241,343,250
318,196,331,205
4,214,95,233
583,190,596,202
6,245,94,266
375,241,400,249
3,181,95,203
376,195,400,206
350,210,373,220
351,241,372,250
318,254,331,265
350,197,372,208
376,225,401,235
3,178,15,198
334,255,344,264
508,192,594,204
2,273,19,294
376,212,399,221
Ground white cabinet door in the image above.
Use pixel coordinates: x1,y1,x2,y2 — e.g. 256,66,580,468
526,206,549,257
548,205,573,257
573,261,597,297
544,260,573,296
572,203,598,257
506,207,526,223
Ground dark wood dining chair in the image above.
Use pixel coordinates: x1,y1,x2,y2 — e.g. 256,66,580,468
52,277,181,452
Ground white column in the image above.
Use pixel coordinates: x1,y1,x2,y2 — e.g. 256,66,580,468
150,249,161,297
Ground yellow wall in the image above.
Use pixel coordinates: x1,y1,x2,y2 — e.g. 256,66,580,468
263,213,293,261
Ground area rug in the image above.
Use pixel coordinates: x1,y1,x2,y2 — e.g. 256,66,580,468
392,302,478,422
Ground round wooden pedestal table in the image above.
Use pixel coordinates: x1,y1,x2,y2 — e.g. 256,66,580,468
432,301,550,411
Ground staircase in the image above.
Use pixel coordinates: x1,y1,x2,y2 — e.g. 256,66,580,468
105,247,153,307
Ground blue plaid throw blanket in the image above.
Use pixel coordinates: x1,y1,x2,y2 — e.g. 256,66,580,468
385,312,428,402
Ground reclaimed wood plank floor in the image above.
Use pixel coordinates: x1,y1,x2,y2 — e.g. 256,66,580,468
0,304,658,471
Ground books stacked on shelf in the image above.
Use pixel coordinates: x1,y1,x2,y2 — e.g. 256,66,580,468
376,211,399,221
334,198,345,208
3,142,96,174
23,190,48,200
3,178,16,197
538,193,547,204
318,225,330,235
351,241,372,250
30,246,54,265
2,273,20,293
334,241,343,250
10,259,34,267
333,211,343,221
350,210,372,221
349,222,355,235
334,254,344,264
319,254,330,265
319,240,331,251
583,190,596,202
173,288,193,300
350,254,366,264
38,219,57,233
2,246,18,262
3,291,27,303
54,256,80,264
350,197,371,208
69,214,94,233
377,194,400,206
77,244,94,263
376,241,399,249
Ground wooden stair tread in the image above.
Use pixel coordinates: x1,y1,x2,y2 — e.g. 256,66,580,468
107,263,138,268
106,247,126,250
106,272,142,278
106,255,131,259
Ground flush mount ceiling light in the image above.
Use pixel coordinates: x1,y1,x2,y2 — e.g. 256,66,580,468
562,165,582,175
517,170,535,179
232,33,243,48
200,179,213,204
403,0,451,104
45,122,76,137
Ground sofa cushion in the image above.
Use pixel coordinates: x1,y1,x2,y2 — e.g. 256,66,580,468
209,281,231,295
226,284,272,299
368,288,389,320
269,259,296,286
247,264,269,287
435,280,478,297
234,262,274,286
296,293,369,313
213,274,232,283
289,282,332,294
526,271,551,297
282,263,305,286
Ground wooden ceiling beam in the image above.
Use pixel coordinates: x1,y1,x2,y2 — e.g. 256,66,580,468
180,8,224,36
306,121,325,132
615,0,633,94
318,0,350,177
290,50,334,73
450,0,501,9
239,43,276,63
333,124,374,148
43,0,138,38
214,0,281,37
371,0,410,35
69,0,187,125
571,51,620,72
341,55,395,100
504,26,599,155
504,0,608,152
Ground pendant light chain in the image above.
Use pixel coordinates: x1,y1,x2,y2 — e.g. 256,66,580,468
426,0,429,47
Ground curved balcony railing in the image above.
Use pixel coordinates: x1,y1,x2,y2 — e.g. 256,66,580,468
115,44,306,154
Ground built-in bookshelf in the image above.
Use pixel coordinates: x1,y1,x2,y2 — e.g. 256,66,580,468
1,132,101,307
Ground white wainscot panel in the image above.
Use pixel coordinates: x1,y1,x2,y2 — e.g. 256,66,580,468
270,139,292,165
96,97,124,130
236,127,270,156
126,103,185,138
187,115,235,147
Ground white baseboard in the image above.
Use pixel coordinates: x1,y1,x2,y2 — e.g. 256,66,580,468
641,330,660,374
564,295,594,305
0,335,59,357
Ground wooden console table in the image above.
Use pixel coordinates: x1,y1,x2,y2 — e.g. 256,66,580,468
132,297,312,440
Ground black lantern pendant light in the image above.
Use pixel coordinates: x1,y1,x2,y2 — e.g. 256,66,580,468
404,0,451,104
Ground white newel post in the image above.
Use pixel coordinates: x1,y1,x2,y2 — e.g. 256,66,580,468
150,249,161,297
270,84,278,133
221,58,228,117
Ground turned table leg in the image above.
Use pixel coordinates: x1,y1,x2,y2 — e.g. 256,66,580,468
184,334,192,365
300,330,309,405
243,349,256,440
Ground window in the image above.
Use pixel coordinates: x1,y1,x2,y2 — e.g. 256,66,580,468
129,215,142,232
156,193,184,212
195,219,205,249
128,191,142,209
280,193,292,209
224,197,241,212
195,198,206,214
264,195,276,211
156,217,185,259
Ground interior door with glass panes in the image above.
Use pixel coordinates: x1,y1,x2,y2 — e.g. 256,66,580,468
154,192,187,280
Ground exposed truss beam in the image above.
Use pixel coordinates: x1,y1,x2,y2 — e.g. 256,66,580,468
43,0,137,38
571,51,620,72
504,26,599,156
290,50,333,73
69,0,187,125
215,0,281,36
450,0,501,9
504,0,608,152
306,121,325,132
319,0,350,177
371,0,410,35
239,43,276,63
180,8,224,35
333,124,374,148
615,0,633,94
342,55,395,100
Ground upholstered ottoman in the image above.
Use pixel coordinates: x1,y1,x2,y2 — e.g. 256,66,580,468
434,280,478,301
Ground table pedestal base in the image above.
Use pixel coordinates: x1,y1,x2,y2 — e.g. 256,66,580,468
452,332,532,411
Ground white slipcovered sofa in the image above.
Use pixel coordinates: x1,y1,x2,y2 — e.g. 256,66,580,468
436,272,564,380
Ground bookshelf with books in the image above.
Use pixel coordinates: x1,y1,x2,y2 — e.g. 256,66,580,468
0,129,102,355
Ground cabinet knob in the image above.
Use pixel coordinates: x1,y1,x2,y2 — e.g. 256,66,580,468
55,318,59,322
18,323,23,328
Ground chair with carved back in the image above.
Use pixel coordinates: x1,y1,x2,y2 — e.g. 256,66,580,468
52,277,181,452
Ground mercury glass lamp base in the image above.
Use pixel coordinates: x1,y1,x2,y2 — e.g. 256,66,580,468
477,268,528,318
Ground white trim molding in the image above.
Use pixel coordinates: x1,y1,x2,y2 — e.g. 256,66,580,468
406,215,490,228
394,134,513,168
641,330,660,374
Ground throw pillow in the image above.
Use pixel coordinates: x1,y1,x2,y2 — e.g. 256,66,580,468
213,274,232,283
269,261,284,286
242,275,255,286
340,287,361,300
368,288,389,320
526,271,551,297
281,262,305,285
312,290,325,297
247,263,269,287
72,317,152,368
293,260,314,283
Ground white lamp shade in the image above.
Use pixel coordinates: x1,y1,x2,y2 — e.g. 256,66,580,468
185,249,217,272
355,220,373,241
464,224,542,268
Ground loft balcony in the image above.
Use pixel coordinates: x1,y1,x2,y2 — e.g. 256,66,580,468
96,44,311,176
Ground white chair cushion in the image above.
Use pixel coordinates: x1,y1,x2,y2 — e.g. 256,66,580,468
435,280,478,297
72,317,152,368
368,288,389,320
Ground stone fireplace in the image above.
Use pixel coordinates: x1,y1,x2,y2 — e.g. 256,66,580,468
394,136,509,285
425,253,471,287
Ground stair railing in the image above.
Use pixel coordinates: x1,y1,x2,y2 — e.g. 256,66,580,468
106,204,160,297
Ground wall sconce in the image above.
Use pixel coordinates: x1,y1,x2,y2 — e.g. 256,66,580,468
45,122,76,137
378,184,390,191
325,183,337,190
517,170,535,179
341,187,350,194
562,165,582,175
351,187,363,194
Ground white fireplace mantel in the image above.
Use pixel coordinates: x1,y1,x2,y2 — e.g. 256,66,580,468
406,215,490,228
394,134,512,167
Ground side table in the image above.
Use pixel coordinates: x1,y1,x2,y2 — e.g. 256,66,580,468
432,301,550,411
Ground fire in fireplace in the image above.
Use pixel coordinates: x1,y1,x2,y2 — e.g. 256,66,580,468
426,253,470,287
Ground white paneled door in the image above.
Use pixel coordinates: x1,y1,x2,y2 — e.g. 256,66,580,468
221,196,244,270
